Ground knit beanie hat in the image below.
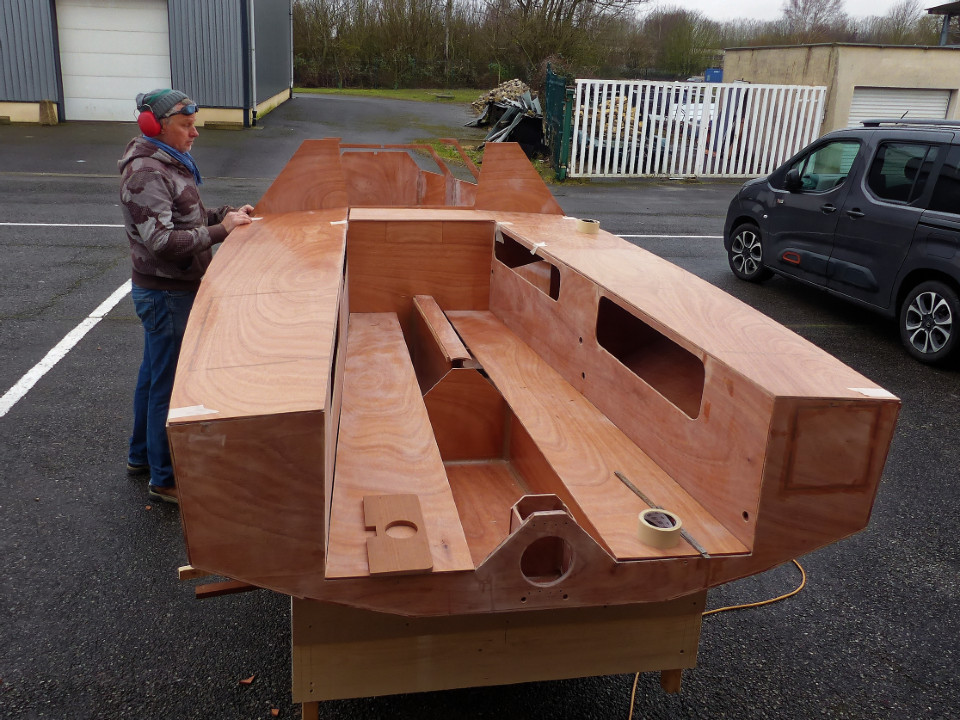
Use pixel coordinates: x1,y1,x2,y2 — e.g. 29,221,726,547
136,89,190,118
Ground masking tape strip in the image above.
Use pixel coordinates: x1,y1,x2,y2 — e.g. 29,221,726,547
168,404,220,420
530,241,546,254
576,218,600,234
331,220,348,225
849,387,897,399
638,508,683,550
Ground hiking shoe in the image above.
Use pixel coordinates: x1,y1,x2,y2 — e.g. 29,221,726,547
148,484,179,505
127,462,150,477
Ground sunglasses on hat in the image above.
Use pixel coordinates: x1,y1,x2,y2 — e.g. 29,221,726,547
162,104,199,118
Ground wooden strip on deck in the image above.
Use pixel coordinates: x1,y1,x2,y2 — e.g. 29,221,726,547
325,313,474,578
448,310,749,560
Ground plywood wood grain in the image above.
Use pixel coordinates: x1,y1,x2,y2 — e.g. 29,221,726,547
364,494,434,575
346,220,493,337
473,143,565,215
423,369,506,461
446,461,525,565
448,311,749,560
410,295,472,393
254,139,348,213
168,411,327,598
292,594,704,701
170,212,346,422
325,313,473,578
341,151,422,207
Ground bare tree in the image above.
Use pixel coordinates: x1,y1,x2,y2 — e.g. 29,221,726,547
781,0,846,42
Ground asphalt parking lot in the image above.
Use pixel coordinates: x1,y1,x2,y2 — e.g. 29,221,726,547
1,94,958,720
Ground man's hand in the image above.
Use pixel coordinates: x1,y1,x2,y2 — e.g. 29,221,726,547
222,210,254,234
238,204,255,215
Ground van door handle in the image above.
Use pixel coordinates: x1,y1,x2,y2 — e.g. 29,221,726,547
846,209,865,218
821,204,837,214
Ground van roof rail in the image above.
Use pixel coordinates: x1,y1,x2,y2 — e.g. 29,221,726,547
860,118,960,129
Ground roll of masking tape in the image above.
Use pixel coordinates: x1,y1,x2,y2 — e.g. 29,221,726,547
638,508,683,549
576,218,600,234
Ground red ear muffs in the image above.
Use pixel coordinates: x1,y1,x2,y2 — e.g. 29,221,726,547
137,110,162,137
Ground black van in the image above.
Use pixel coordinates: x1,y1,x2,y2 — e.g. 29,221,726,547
724,119,960,366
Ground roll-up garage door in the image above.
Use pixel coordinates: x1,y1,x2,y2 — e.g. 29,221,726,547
56,0,171,121
847,87,951,128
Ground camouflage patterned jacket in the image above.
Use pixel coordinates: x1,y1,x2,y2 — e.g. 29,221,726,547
119,137,233,291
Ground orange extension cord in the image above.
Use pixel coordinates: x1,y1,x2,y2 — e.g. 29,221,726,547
627,559,807,720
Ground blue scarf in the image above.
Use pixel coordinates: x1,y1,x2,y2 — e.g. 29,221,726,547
146,138,203,185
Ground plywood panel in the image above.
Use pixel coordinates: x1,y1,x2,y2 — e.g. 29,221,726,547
707,396,899,588
423,369,506,461
197,210,348,298
326,313,473,578
446,462,525,565
474,143,565,215
409,295,471,393
346,221,493,337
484,212,895,399
170,212,346,422
413,295,470,362
448,311,749,560
254,139,348,213
168,412,327,598
364,494,434,575
292,594,704,701
341,151,421,207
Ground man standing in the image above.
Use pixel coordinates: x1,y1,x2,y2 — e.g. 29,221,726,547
119,89,253,504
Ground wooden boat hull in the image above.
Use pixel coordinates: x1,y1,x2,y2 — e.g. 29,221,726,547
168,140,899,616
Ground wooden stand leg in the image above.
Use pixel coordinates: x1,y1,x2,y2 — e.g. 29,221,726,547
660,669,683,694
301,701,319,720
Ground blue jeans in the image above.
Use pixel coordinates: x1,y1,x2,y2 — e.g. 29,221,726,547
128,285,195,488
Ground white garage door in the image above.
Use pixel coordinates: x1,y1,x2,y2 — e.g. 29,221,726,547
847,87,951,128
57,0,171,121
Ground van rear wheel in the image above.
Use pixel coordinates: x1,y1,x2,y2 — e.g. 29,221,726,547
728,223,773,282
899,280,959,366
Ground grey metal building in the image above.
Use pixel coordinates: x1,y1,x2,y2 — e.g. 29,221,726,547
0,0,292,125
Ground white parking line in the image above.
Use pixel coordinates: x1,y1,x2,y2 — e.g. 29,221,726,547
0,222,124,228
620,234,722,239
0,280,132,418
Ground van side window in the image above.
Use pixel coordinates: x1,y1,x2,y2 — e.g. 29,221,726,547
866,143,939,204
788,140,860,192
929,146,960,215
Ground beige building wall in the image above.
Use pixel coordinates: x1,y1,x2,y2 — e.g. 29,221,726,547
724,44,960,134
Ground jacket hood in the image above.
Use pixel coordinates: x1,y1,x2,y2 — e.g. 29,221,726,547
118,136,179,174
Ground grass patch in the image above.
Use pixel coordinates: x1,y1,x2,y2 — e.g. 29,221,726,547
416,138,483,168
295,87,485,105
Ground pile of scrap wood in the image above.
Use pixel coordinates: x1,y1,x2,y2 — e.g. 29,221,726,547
467,80,546,157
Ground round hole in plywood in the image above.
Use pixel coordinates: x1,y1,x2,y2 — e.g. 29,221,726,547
385,520,418,539
742,511,750,522
520,536,573,586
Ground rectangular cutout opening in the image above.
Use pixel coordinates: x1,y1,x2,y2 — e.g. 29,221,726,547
596,296,704,419
495,232,561,300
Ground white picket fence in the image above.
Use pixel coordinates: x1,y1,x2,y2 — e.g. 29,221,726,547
569,80,827,178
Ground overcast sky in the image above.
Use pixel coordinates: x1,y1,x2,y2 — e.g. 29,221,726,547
652,0,910,22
